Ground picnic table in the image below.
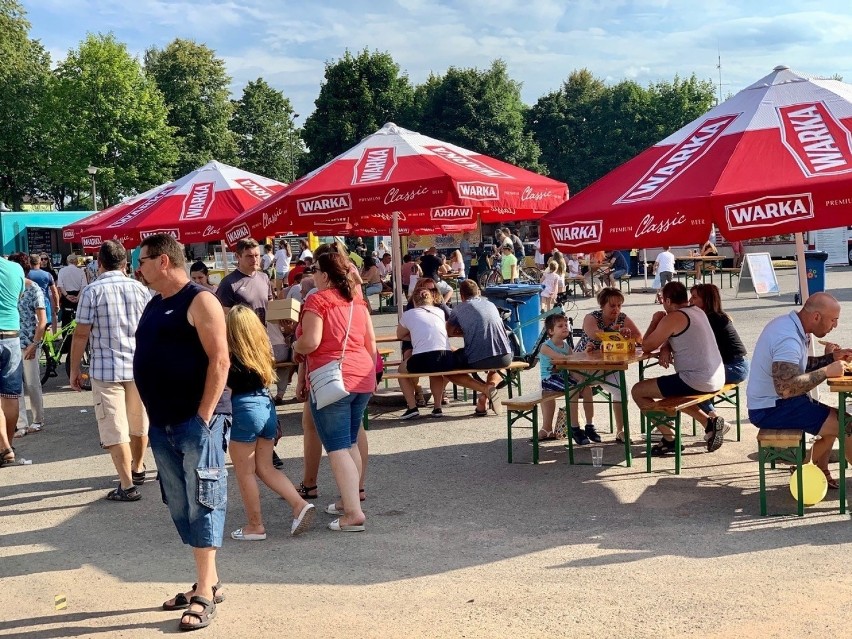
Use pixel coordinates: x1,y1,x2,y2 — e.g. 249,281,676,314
552,349,651,467
825,376,851,513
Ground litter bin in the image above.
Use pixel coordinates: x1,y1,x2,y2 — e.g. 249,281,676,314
804,250,828,296
483,284,542,354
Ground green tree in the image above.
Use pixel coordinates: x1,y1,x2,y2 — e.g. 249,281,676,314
301,48,414,170
529,70,715,193
0,1,53,209
231,78,303,182
145,39,236,175
47,33,178,209
413,60,544,172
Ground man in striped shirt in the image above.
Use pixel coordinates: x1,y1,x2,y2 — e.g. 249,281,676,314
69,241,152,501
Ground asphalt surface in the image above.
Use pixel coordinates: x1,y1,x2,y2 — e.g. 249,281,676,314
2,265,852,638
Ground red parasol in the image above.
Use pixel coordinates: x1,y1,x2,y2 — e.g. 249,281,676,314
540,66,852,255
63,161,286,250
223,123,567,246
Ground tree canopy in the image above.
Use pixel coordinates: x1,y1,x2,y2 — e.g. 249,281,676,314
301,49,415,171
231,78,302,183
145,39,236,175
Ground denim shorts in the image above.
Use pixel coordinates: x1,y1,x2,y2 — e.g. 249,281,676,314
0,337,23,397
149,414,229,548
364,283,383,297
698,358,749,413
309,392,372,453
749,395,830,436
230,390,277,443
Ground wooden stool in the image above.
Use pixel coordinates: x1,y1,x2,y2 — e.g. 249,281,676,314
757,429,806,517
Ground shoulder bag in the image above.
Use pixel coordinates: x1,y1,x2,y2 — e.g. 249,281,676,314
308,300,354,409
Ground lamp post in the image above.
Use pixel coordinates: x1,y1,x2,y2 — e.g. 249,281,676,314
87,165,99,211
289,114,300,182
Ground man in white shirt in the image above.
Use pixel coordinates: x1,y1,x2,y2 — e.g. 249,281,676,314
272,240,291,297
653,247,676,304
56,254,88,326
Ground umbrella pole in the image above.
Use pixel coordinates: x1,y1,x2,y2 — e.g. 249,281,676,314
795,232,809,305
642,249,648,287
221,240,230,274
393,211,403,322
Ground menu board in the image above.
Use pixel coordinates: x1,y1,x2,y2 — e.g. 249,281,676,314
812,227,848,265
27,227,52,257
736,252,780,298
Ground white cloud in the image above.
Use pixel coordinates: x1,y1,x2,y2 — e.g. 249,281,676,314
23,0,852,120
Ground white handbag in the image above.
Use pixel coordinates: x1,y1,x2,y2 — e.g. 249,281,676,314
309,301,354,409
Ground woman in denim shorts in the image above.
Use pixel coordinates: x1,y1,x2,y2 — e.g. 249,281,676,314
225,306,315,541
293,253,377,532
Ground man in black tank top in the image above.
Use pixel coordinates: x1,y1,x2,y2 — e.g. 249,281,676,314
133,233,230,631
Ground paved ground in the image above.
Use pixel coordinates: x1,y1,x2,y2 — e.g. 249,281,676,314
3,266,852,638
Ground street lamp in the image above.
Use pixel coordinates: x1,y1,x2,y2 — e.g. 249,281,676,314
87,165,99,211
289,114,300,182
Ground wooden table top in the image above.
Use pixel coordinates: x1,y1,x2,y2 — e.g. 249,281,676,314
675,255,725,261
826,376,852,390
552,350,650,371
375,334,399,343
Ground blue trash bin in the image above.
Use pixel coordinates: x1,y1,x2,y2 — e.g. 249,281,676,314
804,250,828,296
482,284,542,354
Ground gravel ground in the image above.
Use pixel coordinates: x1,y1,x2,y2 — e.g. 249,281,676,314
2,265,852,638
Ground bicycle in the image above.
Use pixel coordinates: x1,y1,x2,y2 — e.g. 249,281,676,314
40,319,91,388
479,258,542,288
499,290,579,369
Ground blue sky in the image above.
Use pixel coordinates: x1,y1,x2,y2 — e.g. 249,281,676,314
24,0,852,123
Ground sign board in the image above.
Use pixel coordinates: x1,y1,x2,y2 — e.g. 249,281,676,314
736,252,780,298
812,227,848,265
405,230,481,254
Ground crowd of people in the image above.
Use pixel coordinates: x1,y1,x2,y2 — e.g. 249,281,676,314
3,229,852,632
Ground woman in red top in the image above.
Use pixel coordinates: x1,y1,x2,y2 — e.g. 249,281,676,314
293,252,376,532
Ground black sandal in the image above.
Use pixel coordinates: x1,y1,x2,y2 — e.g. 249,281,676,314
178,595,216,631
105,486,141,501
297,482,318,499
0,447,15,468
651,438,683,456
163,582,224,611
131,463,146,486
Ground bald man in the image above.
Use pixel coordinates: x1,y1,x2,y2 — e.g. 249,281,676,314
747,292,852,487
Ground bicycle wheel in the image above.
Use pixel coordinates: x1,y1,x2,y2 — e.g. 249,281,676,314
484,269,502,288
65,343,91,383
40,345,59,385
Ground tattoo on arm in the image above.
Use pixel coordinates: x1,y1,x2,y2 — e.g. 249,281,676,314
772,361,826,398
806,353,834,372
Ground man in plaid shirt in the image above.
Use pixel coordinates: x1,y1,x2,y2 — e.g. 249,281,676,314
69,241,152,502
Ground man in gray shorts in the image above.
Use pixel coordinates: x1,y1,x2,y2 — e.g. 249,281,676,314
447,280,512,416
632,281,726,454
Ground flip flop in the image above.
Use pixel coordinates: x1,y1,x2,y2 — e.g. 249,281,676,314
291,503,316,536
230,527,267,541
325,503,345,516
474,408,488,417
327,518,365,532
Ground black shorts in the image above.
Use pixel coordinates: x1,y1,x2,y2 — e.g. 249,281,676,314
458,352,513,371
406,350,457,374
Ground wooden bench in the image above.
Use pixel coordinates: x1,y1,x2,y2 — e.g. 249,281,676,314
640,382,741,474
503,390,562,464
565,276,587,297
378,290,394,312
617,274,631,293
364,361,529,430
757,429,806,517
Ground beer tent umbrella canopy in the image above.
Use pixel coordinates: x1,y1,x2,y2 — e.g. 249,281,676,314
63,161,287,250
222,122,568,245
540,65,852,264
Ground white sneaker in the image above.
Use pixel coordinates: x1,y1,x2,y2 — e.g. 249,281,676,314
27,423,43,434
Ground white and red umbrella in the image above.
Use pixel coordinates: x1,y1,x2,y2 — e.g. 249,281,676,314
63,161,286,250
222,122,567,246
540,65,852,258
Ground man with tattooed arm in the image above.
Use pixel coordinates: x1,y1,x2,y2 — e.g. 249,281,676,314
747,292,852,489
